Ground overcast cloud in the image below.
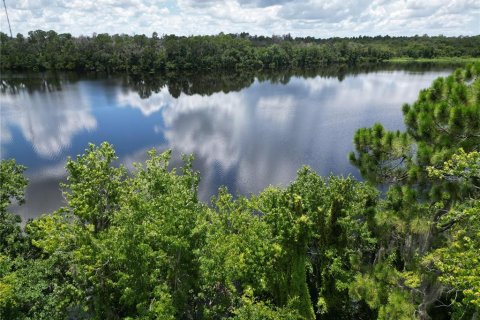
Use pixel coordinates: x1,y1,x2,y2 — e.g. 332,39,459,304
1,0,479,37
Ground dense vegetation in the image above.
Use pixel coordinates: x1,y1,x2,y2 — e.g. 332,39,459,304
348,63,480,319
0,65,479,319
1,30,479,73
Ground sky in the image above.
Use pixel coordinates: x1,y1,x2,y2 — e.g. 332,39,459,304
1,0,479,37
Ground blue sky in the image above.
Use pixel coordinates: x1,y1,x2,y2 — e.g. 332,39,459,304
1,0,479,37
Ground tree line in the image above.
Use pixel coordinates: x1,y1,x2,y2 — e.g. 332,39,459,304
0,64,479,319
1,30,479,73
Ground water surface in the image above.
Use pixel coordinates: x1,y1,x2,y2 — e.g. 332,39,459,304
0,66,453,220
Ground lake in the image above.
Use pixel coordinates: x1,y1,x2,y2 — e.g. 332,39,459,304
0,65,454,220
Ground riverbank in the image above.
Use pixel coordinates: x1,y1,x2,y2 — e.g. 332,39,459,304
387,57,480,64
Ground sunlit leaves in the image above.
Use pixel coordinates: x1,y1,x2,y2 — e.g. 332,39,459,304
196,189,276,317
424,150,480,311
62,142,126,233
0,159,27,215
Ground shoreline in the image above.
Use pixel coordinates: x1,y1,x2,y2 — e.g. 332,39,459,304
387,57,480,63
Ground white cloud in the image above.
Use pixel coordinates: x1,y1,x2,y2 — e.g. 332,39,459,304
0,0,477,37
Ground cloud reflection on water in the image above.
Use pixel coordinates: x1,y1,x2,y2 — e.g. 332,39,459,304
116,70,449,199
1,83,96,159
1,69,451,218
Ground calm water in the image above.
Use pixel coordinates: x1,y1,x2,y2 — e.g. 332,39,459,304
0,66,453,220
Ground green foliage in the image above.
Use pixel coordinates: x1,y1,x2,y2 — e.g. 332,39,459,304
377,290,416,320
196,189,276,318
253,183,315,320
349,258,417,320
425,200,480,310
0,148,383,319
230,295,304,320
0,160,76,319
2,30,479,72
62,142,126,233
0,252,77,319
103,149,203,319
350,125,412,183
281,170,378,318
424,150,480,314
427,148,480,182
1,145,205,319
350,65,480,317
0,159,27,215
0,160,27,256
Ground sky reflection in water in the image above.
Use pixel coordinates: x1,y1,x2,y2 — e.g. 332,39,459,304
0,67,452,220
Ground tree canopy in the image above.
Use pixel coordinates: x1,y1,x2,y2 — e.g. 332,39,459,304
1,30,479,73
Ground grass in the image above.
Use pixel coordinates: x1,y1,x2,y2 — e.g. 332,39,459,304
387,57,480,64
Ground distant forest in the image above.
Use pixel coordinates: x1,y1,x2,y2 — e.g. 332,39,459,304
1,30,479,73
